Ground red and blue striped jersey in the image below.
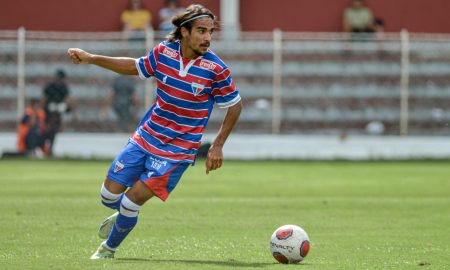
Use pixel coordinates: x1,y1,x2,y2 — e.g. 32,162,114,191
131,41,241,164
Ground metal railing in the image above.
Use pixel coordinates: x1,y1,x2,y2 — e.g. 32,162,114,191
2,28,450,135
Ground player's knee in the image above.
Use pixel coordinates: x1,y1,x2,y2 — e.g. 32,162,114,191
101,183,123,210
119,195,141,218
125,181,155,205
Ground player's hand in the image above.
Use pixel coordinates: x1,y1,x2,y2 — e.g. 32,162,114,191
67,48,92,64
205,144,223,174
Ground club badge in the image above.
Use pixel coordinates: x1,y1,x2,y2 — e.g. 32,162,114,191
191,82,205,96
114,161,124,173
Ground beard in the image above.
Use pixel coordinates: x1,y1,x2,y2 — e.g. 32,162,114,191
193,48,207,56
192,41,210,56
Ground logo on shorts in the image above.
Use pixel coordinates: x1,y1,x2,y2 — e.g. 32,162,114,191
114,161,124,173
191,82,205,96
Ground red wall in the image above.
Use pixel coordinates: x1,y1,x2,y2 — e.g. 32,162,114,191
239,0,450,33
369,0,450,33
0,0,220,32
1,0,450,33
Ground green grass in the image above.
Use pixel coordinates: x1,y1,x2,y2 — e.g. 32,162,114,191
0,159,449,269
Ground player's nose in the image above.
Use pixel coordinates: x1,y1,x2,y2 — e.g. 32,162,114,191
204,32,212,41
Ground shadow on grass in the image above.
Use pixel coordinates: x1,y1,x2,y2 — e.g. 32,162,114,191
116,257,276,268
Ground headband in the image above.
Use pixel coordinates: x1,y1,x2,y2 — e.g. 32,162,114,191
180,14,213,26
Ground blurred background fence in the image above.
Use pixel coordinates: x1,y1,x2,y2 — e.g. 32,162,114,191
1,29,450,136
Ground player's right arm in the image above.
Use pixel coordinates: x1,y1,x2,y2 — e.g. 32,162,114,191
67,48,138,76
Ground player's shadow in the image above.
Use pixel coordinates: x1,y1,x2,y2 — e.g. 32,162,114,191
117,258,275,268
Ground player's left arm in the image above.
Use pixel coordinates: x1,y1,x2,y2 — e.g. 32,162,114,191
206,100,242,174
67,48,138,75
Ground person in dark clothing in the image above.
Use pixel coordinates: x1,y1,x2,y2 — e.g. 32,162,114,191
42,69,75,155
101,75,140,132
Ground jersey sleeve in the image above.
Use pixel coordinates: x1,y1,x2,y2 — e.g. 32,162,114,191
211,68,241,108
135,45,159,80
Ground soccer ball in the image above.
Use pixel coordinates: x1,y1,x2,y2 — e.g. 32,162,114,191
269,224,310,264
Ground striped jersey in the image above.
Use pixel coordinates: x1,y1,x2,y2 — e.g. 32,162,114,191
131,40,241,164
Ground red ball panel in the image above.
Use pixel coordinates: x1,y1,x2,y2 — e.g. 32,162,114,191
300,240,310,258
272,252,289,264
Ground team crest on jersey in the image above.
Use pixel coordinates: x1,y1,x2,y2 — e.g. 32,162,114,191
191,82,205,96
114,161,124,173
200,60,217,70
162,47,178,59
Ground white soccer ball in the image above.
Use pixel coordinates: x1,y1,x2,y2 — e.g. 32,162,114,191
269,224,310,264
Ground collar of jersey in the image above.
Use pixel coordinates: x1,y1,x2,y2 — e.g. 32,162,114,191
177,42,203,77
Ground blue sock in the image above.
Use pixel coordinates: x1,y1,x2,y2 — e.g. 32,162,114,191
101,184,123,211
106,195,140,249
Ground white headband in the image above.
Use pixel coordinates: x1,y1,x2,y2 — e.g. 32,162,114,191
180,14,212,26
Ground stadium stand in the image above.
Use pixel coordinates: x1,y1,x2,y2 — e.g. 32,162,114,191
1,30,450,135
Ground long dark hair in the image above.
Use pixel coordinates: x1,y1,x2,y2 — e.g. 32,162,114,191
166,4,216,42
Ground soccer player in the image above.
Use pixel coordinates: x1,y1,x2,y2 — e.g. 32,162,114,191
67,4,242,259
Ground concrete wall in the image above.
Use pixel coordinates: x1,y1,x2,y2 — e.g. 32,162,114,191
1,133,450,160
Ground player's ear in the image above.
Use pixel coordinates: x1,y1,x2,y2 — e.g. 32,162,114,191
181,26,189,39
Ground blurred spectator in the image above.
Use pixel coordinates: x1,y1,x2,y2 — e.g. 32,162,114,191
42,69,75,156
101,75,140,132
365,121,385,135
121,0,153,41
342,0,376,33
373,17,385,33
158,0,184,37
17,99,49,157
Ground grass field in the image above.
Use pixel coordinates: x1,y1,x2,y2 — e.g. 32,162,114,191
1,159,449,270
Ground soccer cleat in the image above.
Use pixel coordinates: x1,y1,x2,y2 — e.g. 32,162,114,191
98,212,119,239
90,242,115,259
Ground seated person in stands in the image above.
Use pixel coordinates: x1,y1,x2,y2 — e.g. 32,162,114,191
158,0,184,37
342,0,376,33
121,0,153,41
17,99,49,157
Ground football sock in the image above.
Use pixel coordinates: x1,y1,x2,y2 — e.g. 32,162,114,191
101,241,117,252
106,195,140,249
101,183,123,211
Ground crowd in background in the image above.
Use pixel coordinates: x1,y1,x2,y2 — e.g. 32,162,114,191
15,0,386,157
120,0,184,40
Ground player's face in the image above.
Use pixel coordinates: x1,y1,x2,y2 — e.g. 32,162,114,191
183,17,215,58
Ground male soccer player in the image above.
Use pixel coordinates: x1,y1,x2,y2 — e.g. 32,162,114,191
67,4,242,259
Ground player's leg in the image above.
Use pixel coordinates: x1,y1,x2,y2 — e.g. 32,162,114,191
97,178,127,239
91,143,148,259
91,180,154,259
102,158,190,253
103,180,155,251
101,178,127,211
97,143,148,237
100,142,147,212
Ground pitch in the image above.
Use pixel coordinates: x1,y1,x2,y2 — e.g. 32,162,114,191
1,159,449,269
